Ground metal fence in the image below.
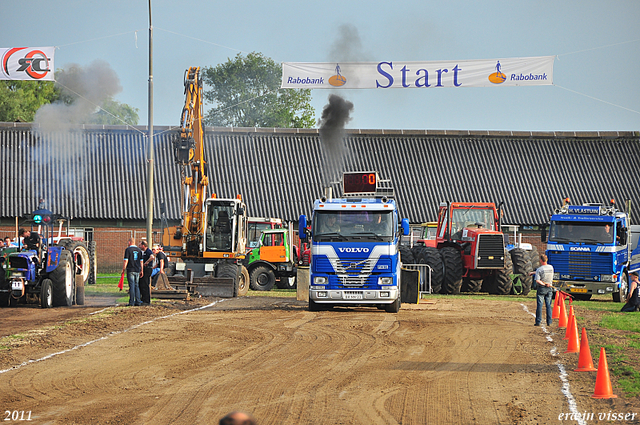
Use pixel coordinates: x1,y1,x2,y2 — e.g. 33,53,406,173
402,263,433,297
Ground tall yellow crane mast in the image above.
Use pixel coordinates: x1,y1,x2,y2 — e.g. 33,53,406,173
174,66,209,256
162,66,250,297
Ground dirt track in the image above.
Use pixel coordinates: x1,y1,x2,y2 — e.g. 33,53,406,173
0,297,637,424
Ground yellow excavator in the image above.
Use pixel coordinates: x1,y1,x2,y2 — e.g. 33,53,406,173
162,66,249,297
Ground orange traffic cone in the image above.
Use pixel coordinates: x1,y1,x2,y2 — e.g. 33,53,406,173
558,296,568,328
565,312,580,353
564,305,575,340
552,292,560,319
592,347,617,398
575,328,597,372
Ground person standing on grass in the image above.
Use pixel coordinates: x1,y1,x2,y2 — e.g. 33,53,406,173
122,237,144,306
621,271,640,312
534,254,555,326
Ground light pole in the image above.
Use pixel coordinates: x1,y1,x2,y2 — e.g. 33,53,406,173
146,0,155,244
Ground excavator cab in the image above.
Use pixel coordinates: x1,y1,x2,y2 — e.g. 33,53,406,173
204,198,247,255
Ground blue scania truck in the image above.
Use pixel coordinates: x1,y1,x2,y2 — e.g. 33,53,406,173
299,172,410,313
544,201,640,301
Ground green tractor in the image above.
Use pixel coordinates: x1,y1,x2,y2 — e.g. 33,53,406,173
243,226,298,291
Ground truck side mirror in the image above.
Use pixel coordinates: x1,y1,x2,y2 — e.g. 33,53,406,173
401,219,410,236
541,226,547,243
298,215,307,240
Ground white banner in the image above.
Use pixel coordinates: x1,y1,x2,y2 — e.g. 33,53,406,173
1,47,55,81
282,56,554,89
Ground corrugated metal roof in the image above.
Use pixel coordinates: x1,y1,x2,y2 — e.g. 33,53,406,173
1,122,638,225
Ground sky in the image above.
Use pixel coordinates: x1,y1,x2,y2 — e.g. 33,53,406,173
3,0,640,132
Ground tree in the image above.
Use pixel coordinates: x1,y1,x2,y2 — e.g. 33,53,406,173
202,52,315,128
88,99,139,125
0,80,58,122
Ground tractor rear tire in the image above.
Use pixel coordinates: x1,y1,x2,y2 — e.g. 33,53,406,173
57,241,91,286
88,241,98,285
40,278,53,308
510,248,533,296
237,266,250,296
413,247,443,294
250,266,276,291
462,278,483,293
441,247,463,295
216,261,240,297
51,250,74,306
399,245,415,264
528,246,540,271
490,250,513,295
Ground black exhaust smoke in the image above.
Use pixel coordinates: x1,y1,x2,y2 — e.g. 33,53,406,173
318,94,353,184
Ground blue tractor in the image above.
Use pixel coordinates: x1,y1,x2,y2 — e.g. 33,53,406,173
0,209,81,308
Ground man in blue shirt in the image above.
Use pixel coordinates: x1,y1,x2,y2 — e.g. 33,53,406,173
122,237,144,306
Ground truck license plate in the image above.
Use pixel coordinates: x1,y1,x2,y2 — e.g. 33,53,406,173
344,292,363,300
571,288,588,293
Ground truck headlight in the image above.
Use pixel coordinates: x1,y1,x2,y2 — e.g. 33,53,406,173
378,277,393,285
314,276,327,284
380,291,390,297
310,285,326,290
600,274,615,282
553,273,560,280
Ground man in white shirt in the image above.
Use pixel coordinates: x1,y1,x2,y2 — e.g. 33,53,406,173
534,254,555,326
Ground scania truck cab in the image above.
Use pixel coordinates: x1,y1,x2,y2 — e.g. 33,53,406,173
545,202,640,301
299,172,410,313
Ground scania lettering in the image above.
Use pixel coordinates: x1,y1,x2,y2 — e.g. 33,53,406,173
544,200,640,302
299,172,410,313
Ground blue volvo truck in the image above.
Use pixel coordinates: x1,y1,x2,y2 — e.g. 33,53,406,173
299,172,410,312
544,202,640,301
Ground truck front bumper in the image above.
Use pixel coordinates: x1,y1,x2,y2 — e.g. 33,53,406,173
553,280,616,295
309,288,398,304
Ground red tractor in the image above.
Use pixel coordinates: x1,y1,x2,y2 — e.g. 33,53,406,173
412,202,512,294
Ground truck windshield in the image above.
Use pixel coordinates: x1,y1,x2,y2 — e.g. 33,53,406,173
313,211,394,242
450,208,496,235
248,223,274,248
549,221,615,244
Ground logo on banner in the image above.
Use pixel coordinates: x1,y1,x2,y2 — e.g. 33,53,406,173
488,61,506,84
328,63,347,87
2,47,52,80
